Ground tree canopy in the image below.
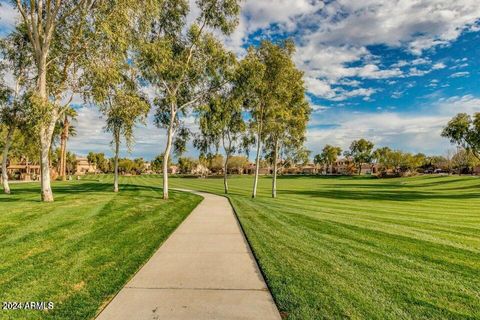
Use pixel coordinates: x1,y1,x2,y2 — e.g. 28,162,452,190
442,113,480,161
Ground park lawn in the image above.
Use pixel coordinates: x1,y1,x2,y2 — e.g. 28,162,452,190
164,174,480,320
0,177,202,320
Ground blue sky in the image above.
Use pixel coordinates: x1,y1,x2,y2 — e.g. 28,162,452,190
2,0,480,160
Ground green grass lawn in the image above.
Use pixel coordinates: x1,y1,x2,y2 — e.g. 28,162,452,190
163,174,480,320
1,174,479,320
0,178,202,320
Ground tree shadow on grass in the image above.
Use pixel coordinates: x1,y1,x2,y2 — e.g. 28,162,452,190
1,181,177,203
279,174,374,179
279,187,479,202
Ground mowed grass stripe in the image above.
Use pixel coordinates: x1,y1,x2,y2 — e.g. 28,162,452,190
169,174,480,320
0,178,202,320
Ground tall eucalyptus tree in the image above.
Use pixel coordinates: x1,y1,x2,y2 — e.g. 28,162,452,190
238,40,310,198
14,0,96,201
194,88,246,194
85,0,151,192
262,41,310,198
138,0,241,200
0,26,32,194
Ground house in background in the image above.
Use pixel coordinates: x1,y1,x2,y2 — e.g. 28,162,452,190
330,158,355,175
75,157,97,175
474,166,480,175
3,162,41,181
143,161,153,174
191,163,209,176
168,165,179,174
245,163,271,175
323,157,378,175
301,164,317,174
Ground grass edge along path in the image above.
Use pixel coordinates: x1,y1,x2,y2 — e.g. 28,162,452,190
167,174,480,320
0,177,202,320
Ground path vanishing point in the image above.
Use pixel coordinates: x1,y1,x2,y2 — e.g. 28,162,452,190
96,191,281,320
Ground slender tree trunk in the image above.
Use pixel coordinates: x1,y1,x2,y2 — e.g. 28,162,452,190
113,130,120,193
252,138,262,198
37,54,56,202
162,113,175,200
60,115,69,181
272,139,279,198
252,106,264,199
2,126,15,194
40,124,55,202
223,152,230,194
59,140,65,179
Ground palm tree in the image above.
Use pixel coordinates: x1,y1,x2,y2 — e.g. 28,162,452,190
55,108,77,180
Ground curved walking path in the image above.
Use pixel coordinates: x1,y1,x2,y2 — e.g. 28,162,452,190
96,191,281,320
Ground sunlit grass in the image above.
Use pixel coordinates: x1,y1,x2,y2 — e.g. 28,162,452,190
0,178,202,320
166,174,480,320
2,174,479,319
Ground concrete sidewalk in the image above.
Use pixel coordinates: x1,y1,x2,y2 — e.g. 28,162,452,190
96,191,281,320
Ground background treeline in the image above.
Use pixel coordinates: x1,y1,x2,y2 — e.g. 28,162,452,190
313,138,480,177
0,0,311,200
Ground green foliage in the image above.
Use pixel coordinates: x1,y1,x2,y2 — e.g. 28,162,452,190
177,157,199,174
314,145,342,167
345,138,375,173
196,0,241,34
52,108,77,148
263,40,310,161
238,40,310,175
87,152,110,173
227,155,248,172
52,149,77,175
451,148,480,173
16,0,94,117
151,153,171,173
194,80,246,156
85,2,151,153
198,153,224,173
0,25,33,136
373,147,428,175
136,0,241,198
442,112,480,160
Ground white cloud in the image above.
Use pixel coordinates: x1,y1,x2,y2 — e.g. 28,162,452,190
68,105,200,160
432,62,446,70
305,94,480,155
305,77,377,101
225,0,480,100
449,71,470,78
305,77,337,99
0,2,19,32
437,94,480,114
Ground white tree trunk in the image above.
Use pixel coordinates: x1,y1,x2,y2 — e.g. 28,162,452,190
60,115,69,181
272,139,278,198
40,123,55,202
252,104,265,199
2,126,14,194
252,138,262,199
113,132,120,193
162,119,175,200
37,54,56,202
223,152,230,194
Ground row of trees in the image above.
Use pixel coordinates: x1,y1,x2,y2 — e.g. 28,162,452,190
87,152,147,175
313,137,480,176
0,0,310,200
87,151,249,176
313,139,377,175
